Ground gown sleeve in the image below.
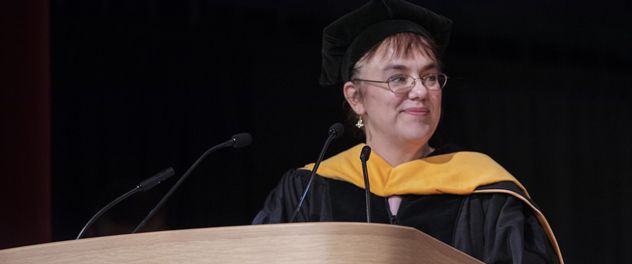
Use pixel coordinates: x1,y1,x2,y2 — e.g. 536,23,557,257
253,169,319,224
454,193,560,264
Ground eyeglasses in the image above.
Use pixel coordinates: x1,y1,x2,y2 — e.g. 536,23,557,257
352,73,448,94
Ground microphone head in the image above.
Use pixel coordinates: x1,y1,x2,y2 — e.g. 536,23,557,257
360,145,372,160
231,133,252,148
328,123,345,139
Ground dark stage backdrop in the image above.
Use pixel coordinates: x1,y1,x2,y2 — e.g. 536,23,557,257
45,0,632,263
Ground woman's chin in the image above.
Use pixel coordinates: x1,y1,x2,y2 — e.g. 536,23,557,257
400,125,435,142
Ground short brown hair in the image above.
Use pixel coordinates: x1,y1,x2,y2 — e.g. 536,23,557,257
351,32,443,80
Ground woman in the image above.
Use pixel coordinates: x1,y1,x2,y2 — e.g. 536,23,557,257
253,1,563,263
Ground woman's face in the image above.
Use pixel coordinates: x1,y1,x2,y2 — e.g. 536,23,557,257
345,46,442,149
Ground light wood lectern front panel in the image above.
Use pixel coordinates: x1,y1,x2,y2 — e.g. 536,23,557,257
0,222,483,263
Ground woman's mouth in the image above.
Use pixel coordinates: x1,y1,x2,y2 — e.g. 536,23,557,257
402,107,429,116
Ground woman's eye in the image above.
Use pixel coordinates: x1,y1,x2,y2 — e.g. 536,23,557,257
389,75,407,83
424,74,437,82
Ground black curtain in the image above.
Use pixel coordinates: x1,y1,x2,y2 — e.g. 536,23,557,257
0,0,51,250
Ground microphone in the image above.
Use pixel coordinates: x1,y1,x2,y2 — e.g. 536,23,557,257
132,133,252,233
360,145,372,223
289,123,344,223
229,133,253,148
76,167,175,239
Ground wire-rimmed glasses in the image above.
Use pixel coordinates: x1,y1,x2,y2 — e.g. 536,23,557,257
352,73,448,94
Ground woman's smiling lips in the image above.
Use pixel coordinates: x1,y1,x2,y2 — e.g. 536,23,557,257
402,107,429,116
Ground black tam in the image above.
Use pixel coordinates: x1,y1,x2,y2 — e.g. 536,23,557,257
319,0,453,87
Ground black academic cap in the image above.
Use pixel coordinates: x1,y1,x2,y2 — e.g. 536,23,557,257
319,0,452,87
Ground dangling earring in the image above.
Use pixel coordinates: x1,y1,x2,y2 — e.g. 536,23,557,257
355,116,364,129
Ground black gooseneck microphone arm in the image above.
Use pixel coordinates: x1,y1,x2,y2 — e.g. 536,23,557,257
360,145,372,223
132,133,252,233
76,167,175,239
289,123,344,223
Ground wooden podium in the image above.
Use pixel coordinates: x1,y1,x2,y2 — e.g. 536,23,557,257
0,222,483,263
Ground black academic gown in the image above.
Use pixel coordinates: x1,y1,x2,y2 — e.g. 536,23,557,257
253,145,562,264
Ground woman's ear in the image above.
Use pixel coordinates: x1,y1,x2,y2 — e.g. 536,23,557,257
343,81,366,115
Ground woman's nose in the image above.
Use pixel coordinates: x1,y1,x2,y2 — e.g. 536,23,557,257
408,79,428,99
